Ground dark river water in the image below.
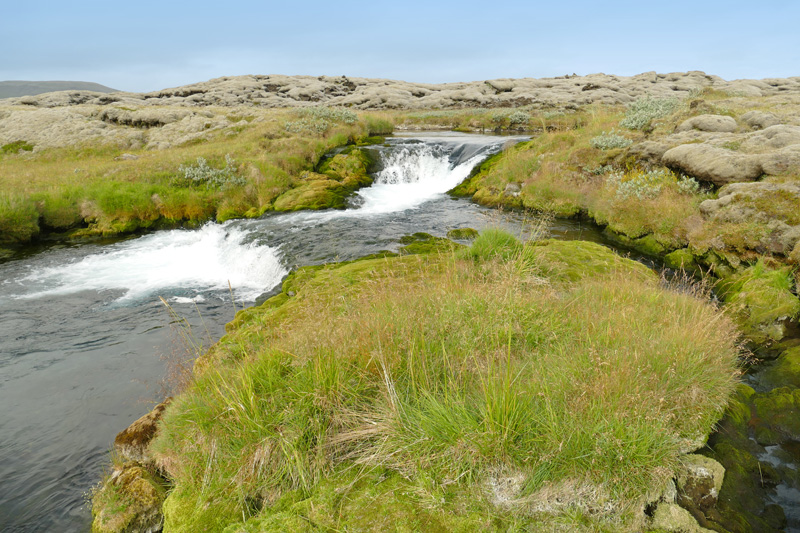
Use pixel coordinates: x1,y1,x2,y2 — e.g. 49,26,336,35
1,132,795,532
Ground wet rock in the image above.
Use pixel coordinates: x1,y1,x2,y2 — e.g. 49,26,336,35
662,144,763,185
676,114,738,133
760,346,800,390
114,399,171,465
676,454,725,512
752,387,800,445
741,110,782,130
650,502,715,532
91,463,165,533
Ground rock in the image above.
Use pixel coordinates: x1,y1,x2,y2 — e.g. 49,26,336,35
759,144,800,175
650,502,715,532
662,144,763,185
115,153,138,161
114,399,171,465
761,346,800,390
503,182,521,197
91,463,165,533
752,387,800,444
676,114,738,133
697,182,800,256
740,124,800,151
741,110,782,130
628,140,670,163
446,227,479,240
676,454,725,512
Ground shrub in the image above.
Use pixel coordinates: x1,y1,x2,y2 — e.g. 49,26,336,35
606,168,677,200
173,155,245,190
508,111,531,125
590,130,633,150
620,97,679,130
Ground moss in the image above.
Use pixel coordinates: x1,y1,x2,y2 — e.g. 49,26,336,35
447,227,479,240
760,346,800,389
0,140,34,154
752,387,800,444
602,229,669,257
664,248,702,274
273,180,349,211
530,239,655,283
91,464,166,533
718,262,800,342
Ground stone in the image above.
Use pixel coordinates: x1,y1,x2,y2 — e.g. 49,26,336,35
761,346,800,389
662,144,763,185
740,124,800,151
650,502,715,532
752,387,800,444
676,454,725,512
676,114,737,133
741,110,782,130
628,140,670,163
114,398,171,465
759,144,800,175
91,463,165,533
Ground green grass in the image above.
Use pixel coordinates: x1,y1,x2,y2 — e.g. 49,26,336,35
0,108,387,244
149,232,740,532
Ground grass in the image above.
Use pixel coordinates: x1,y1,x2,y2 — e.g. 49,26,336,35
149,231,741,532
0,107,388,244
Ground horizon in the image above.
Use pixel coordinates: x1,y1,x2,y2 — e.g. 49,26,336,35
2,1,798,93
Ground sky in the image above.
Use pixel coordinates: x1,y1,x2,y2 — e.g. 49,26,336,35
2,0,798,93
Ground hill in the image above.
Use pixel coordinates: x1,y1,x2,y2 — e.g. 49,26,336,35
0,80,118,99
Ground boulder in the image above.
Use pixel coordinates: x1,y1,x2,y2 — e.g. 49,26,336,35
676,114,737,133
741,124,800,151
676,454,725,512
650,502,715,532
114,398,171,465
628,140,670,163
741,110,782,130
662,144,763,185
91,463,165,533
752,387,800,444
759,144,800,175
760,346,800,390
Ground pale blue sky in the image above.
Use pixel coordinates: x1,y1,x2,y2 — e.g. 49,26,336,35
2,0,798,92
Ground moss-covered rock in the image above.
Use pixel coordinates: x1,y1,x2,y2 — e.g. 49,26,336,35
664,248,702,274
760,345,800,390
529,239,655,283
114,399,171,465
91,464,166,533
752,387,800,445
446,227,479,240
717,262,800,343
649,502,714,533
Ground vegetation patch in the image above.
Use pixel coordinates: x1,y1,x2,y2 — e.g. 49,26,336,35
150,231,740,532
1,140,34,154
619,97,680,130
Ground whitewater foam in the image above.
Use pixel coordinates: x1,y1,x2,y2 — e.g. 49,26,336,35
14,223,286,303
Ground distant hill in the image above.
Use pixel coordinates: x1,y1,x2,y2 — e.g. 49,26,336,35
0,80,118,99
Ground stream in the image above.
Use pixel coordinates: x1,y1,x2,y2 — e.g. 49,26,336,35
0,132,796,531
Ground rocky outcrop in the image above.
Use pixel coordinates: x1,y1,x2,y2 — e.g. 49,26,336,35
741,110,782,130
114,398,171,465
662,144,764,185
7,71,800,110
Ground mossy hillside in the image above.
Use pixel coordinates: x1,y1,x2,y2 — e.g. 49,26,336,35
151,231,740,532
0,108,390,244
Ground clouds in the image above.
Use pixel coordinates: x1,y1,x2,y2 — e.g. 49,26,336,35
2,0,797,92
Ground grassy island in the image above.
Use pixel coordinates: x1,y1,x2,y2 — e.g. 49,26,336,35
93,234,741,532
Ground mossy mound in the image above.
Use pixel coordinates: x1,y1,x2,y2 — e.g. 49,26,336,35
91,464,166,533
151,231,739,532
273,149,373,211
446,227,479,240
760,346,800,389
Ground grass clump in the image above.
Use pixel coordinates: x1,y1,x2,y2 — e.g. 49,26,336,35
620,97,680,130
151,234,740,532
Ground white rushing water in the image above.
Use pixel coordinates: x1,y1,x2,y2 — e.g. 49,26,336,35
11,223,286,303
